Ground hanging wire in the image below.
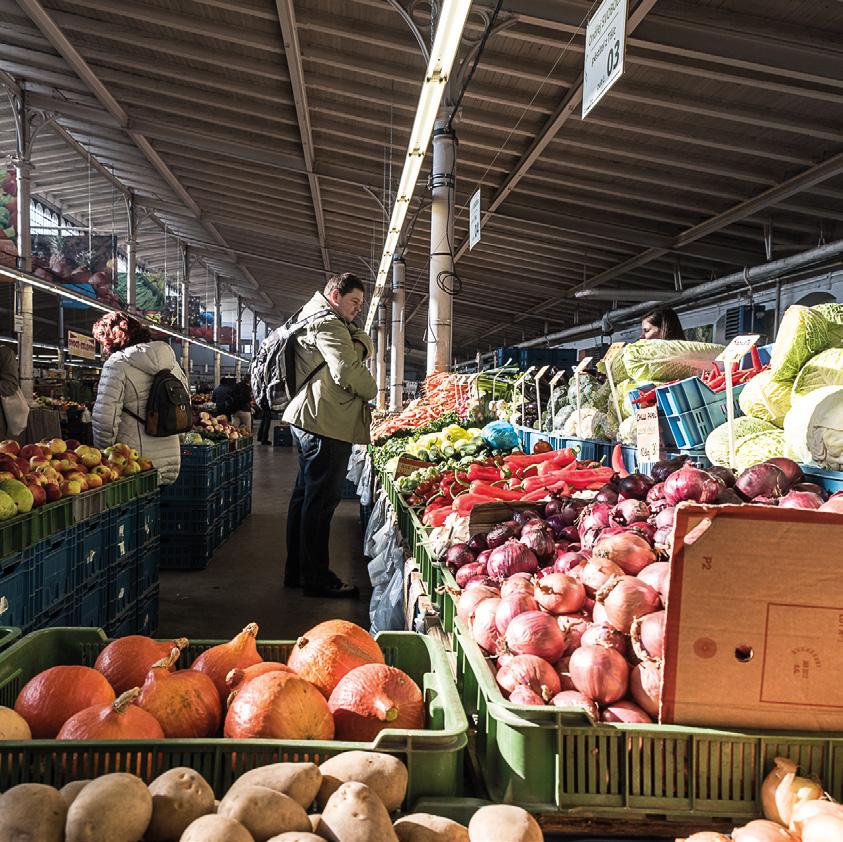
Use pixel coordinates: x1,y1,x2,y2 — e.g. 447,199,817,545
86,137,92,255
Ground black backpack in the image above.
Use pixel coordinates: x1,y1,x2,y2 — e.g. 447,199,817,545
125,369,192,437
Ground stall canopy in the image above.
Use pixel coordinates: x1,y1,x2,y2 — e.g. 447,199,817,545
2,0,843,355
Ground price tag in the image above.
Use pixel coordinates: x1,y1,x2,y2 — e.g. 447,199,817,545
575,355,593,374
716,335,758,467
520,366,536,431
717,334,760,364
572,357,593,434
534,365,550,430
603,343,625,424
636,406,660,463
548,370,566,431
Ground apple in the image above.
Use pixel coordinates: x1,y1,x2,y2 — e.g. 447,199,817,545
33,464,61,482
90,465,113,483
84,473,103,489
43,481,62,502
20,444,46,461
64,439,81,451
109,443,132,459
0,471,16,483
122,461,141,476
0,455,23,480
128,448,139,462
25,482,46,507
60,479,83,496
52,457,76,473
105,461,124,477
29,455,51,470
15,457,29,474
107,454,128,469
0,440,20,456
45,438,67,455
138,458,154,472
74,445,101,468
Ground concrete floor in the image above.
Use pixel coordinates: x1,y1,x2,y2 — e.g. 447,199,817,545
157,443,371,640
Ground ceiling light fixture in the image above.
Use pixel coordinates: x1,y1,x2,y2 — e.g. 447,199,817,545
363,0,472,333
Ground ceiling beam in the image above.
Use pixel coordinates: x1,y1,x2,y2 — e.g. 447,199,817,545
274,0,331,275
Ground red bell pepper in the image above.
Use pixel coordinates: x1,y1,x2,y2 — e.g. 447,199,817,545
469,481,526,502
611,443,629,478
423,506,452,527
503,450,564,468
537,449,577,475
454,492,500,516
467,463,503,482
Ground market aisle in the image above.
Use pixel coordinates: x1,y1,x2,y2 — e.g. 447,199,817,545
157,444,372,639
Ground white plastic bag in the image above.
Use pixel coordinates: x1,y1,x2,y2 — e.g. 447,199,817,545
370,567,404,633
357,455,373,506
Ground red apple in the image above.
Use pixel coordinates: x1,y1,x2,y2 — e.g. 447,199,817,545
25,482,46,508
0,455,23,480
0,440,20,456
19,444,46,461
43,482,62,502
64,439,81,451
59,479,83,496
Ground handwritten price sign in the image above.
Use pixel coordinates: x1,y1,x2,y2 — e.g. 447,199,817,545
636,406,660,463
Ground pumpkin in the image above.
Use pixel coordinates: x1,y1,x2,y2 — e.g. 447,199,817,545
224,671,334,740
191,623,262,699
287,620,384,699
94,635,188,695
15,666,116,738
57,688,165,740
138,648,221,738
328,664,424,742
225,662,291,706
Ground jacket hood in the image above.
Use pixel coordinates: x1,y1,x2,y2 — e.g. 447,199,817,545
115,341,178,375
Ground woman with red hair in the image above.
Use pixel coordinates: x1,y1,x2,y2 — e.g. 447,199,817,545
92,313,189,485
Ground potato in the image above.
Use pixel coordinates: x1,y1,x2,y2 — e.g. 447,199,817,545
180,814,255,842
219,785,311,841
65,773,152,842
146,767,215,841
467,805,542,842
394,813,470,842
0,783,66,842
229,763,322,807
59,780,91,808
317,782,398,842
318,751,408,812
266,835,325,842
309,814,321,833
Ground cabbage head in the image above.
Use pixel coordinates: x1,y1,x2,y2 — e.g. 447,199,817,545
551,405,575,432
784,385,843,470
770,305,843,382
734,429,790,473
622,340,724,384
705,416,776,466
591,410,618,442
813,302,843,325
618,415,637,446
737,370,792,427
598,351,629,386
791,348,843,399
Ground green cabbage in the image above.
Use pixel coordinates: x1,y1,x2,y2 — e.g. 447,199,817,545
791,348,843,398
784,385,843,470
591,410,618,442
618,415,637,446
551,405,575,432
813,302,843,325
770,305,843,382
598,352,629,387
737,370,792,427
734,429,790,473
705,417,776,466
621,340,724,384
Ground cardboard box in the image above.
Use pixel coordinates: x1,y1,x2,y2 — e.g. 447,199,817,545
393,456,433,478
662,503,843,732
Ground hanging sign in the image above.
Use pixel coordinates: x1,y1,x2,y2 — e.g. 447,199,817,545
13,313,22,334
636,406,660,464
582,0,628,118
716,335,759,468
67,330,96,360
469,190,482,250
717,334,760,364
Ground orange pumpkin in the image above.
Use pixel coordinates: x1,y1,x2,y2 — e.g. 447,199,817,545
287,620,384,699
225,662,291,707
15,665,116,738
224,671,334,740
57,688,164,740
94,635,189,695
191,623,262,699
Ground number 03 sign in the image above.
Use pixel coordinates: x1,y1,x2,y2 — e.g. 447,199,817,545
582,0,628,118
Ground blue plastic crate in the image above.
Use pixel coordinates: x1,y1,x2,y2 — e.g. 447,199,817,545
559,437,599,462
30,597,74,632
137,492,160,548
219,454,235,483
235,497,250,525
802,465,843,494
162,462,221,501
221,480,235,511
661,390,744,450
656,378,747,417
0,552,33,629
108,502,138,565
73,579,108,628
213,516,226,548
74,517,106,591
160,499,216,535
179,444,218,468
105,608,136,638
32,528,77,615
136,585,159,636
160,529,214,570
107,553,137,622
137,543,159,594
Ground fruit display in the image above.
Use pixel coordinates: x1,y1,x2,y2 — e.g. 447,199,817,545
35,397,89,413
193,412,250,442
0,438,154,519
0,758,543,842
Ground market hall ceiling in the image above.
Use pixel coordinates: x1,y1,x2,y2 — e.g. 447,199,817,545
1,0,843,352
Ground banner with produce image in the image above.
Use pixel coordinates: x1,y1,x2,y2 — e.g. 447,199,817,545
31,234,119,307
0,166,17,268
115,269,166,315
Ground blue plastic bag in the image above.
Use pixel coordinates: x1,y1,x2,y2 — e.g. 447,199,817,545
481,421,520,451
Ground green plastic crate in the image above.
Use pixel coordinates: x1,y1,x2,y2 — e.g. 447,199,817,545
0,627,19,651
452,617,843,823
38,499,74,540
134,470,158,497
0,628,467,802
104,477,137,508
0,511,42,560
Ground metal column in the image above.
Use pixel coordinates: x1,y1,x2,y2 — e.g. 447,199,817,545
251,313,258,361
235,296,243,381
12,117,34,400
213,276,221,387
376,303,387,410
180,246,191,377
426,110,456,374
57,303,64,372
125,193,138,309
389,257,405,411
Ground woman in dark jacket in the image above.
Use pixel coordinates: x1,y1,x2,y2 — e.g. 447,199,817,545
0,346,19,440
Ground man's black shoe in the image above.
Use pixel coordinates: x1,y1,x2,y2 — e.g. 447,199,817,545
303,580,359,599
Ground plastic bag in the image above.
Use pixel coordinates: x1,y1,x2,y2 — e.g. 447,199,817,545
370,567,405,633
357,455,373,506
363,492,388,556
346,445,367,484
481,420,520,451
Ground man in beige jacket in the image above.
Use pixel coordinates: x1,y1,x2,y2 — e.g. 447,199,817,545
283,273,377,598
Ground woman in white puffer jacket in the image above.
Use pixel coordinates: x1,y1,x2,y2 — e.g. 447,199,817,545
92,313,189,485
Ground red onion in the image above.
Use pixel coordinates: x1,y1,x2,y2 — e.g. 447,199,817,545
820,495,843,513
486,524,515,549
569,644,629,705
646,482,668,513
553,656,576,691
637,562,669,605
610,499,651,527
791,481,826,499
631,610,665,660
601,700,653,724
470,597,502,654
597,575,660,633
495,653,560,701
618,474,654,500
595,484,619,506
627,522,657,544
557,614,588,655
716,487,744,505
534,573,586,616
764,457,803,486
580,526,605,551
580,557,624,596
545,498,580,526
550,690,598,720
553,550,588,574
582,596,595,616
735,463,787,501
559,525,580,543
578,502,612,535
653,527,673,548
513,509,542,526
468,533,488,552
654,507,676,530
707,465,736,488
664,465,722,506
508,686,546,706
778,490,823,510
465,575,497,588
504,611,566,662
581,623,627,656
519,526,556,562
456,561,487,588
495,593,539,635
593,533,656,575
630,660,661,718
457,585,499,624
499,573,535,599
592,600,608,625
476,548,492,567
752,495,779,506
445,542,475,570
487,540,539,580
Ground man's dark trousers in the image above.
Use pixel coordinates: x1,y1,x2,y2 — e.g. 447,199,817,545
284,426,352,588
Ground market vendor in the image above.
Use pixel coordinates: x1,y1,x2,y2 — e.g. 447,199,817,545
641,306,686,340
